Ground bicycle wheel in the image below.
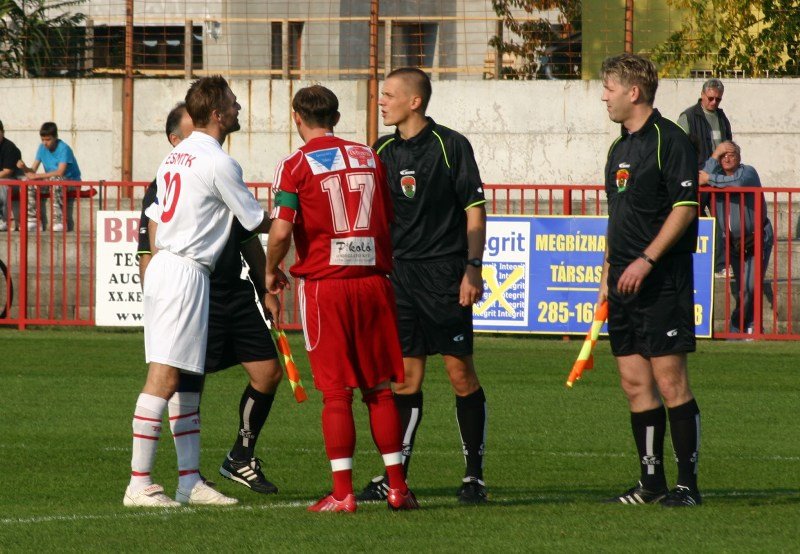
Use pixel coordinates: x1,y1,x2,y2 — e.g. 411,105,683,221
0,259,12,319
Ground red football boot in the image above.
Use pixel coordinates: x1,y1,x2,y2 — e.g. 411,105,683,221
307,493,357,513
387,488,419,511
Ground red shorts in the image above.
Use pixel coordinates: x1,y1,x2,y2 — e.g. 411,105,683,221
298,275,405,392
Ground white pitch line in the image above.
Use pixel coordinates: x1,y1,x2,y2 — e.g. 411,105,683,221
3,489,798,527
1,501,309,526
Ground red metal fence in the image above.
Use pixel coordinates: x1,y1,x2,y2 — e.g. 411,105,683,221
1,181,797,339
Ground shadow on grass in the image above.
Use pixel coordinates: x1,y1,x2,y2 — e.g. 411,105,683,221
402,486,800,508
408,485,615,507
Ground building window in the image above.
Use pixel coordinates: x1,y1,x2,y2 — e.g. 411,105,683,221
390,23,437,69
92,25,202,73
24,26,87,77
271,22,304,78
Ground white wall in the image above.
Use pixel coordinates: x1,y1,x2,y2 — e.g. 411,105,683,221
0,78,797,187
0,79,117,182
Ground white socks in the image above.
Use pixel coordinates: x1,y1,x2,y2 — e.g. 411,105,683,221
169,392,202,492
129,393,167,493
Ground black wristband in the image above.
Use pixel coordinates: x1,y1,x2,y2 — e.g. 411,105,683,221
639,253,656,266
466,258,482,268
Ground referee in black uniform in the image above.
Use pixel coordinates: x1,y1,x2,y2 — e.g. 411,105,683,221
138,103,282,495
357,67,489,504
599,54,702,507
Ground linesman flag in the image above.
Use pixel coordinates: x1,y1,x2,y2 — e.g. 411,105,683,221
267,321,308,403
566,301,608,388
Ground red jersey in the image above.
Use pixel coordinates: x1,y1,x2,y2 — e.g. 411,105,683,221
271,135,394,279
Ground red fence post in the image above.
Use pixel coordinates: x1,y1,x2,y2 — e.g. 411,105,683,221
18,182,28,330
9,181,798,338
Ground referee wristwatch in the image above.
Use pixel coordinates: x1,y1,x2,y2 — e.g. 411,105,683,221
466,258,482,268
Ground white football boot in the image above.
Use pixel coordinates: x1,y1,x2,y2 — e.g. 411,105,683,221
123,484,181,507
176,480,238,505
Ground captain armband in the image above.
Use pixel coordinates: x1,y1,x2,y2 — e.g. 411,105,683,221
274,190,299,210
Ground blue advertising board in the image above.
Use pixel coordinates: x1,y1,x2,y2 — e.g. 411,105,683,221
474,215,714,337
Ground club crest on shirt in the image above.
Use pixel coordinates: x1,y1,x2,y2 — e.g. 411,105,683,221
400,171,416,198
305,147,346,175
345,145,376,168
615,168,630,192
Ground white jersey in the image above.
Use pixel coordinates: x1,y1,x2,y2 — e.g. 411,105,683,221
145,131,264,271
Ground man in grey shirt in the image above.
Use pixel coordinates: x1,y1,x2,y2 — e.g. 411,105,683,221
678,79,733,276
678,79,732,165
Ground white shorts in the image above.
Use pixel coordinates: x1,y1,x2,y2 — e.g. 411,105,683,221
143,250,210,374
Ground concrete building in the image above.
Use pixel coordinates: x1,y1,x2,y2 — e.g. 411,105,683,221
76,0,532,81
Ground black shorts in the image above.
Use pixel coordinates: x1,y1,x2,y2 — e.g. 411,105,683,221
607,253,696,357
392,257,473,357
204,278,278,373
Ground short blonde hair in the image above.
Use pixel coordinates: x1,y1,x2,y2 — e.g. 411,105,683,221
601,54,658,105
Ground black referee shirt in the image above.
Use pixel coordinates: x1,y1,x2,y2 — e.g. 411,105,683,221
137,181,254,286
605,109,699,266
374,117,486,261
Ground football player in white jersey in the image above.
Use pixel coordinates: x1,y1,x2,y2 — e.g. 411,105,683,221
124,76,272,508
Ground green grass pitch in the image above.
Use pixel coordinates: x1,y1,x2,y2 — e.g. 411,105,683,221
0,328,798,552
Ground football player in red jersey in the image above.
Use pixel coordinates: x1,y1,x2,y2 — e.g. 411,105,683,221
267,85,417,513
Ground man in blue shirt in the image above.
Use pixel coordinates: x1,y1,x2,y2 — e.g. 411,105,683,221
17,121,81,232
700,141,774,334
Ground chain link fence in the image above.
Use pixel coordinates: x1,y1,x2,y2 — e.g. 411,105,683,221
4,1,799,81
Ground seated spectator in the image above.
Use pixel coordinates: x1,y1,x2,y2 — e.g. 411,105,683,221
17,122,81,232
0,120,23,231
699,141,774,334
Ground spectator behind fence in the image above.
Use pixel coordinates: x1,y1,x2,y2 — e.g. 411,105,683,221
678,79,733,276
0,120,23,231
17,122,82,232
699,141,774,335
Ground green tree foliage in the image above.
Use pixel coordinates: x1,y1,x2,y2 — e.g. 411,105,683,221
488,0,581,79
652,0,800,77
0,0,88,77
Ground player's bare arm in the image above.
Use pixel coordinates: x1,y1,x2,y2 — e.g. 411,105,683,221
265,218,293,294
241,234,280,324
460,204,486,306
616,205,696,295
251,211,272,234
597,242,610,304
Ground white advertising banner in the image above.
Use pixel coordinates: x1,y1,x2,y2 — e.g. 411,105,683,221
95,211,144,326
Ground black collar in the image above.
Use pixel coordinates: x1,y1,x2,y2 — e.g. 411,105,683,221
394,116,436,146
622,109,660,137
